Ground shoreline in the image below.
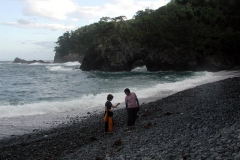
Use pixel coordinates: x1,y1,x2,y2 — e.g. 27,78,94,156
0,77,240,159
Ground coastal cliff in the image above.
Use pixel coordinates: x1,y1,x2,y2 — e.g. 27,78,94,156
54,0,240,72
80,41,144,71
80,41,238,72
54,53,84,63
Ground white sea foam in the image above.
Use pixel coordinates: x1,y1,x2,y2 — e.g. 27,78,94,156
132,66,147,72
0,92,122,118
46,66,73,71
14,61,79,67
63,61,80,66
28,62,43,65
28,61,53,65
45,62,80,71
137,70,239,100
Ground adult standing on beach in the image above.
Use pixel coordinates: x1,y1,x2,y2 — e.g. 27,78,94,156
104,94,120,133
124,88,139,129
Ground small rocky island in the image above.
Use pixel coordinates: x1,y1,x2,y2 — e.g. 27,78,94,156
13,57,51,64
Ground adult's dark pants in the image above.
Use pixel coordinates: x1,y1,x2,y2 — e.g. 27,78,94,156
127,107,138,127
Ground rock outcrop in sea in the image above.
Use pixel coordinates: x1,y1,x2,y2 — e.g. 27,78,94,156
13,57,50,64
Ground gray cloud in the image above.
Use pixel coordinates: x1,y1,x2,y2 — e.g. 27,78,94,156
17,19,33,25
22,0,77,20
1,19,76,31
17,40,55,49
33,41,56,48
20,0,169,22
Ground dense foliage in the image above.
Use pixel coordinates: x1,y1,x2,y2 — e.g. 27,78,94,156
54,0,240,64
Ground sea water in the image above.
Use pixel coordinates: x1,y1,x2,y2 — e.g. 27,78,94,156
0,61,239,139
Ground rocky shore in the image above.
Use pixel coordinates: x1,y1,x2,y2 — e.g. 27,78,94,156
0,77,240,160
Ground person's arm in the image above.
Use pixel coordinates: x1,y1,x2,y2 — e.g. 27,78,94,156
125,97,128,109
136,98,139,107
108,106,113,112
135,93,139,106
112,103,120,108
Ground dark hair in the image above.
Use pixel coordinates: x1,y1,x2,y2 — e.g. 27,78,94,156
124,88,130,93
107,94,113,100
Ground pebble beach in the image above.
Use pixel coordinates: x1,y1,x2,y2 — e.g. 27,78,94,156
0,77,240,160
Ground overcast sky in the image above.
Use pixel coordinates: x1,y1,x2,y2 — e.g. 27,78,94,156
0,0,169,61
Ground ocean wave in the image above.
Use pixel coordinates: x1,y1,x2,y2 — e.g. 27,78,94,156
139,70,240,100
12,82,35,85
0,93,115,118
132,66,147,72
46,66,75,71
63,61,80,66
13,61,80,67
0,70,239,118
28,62,45,65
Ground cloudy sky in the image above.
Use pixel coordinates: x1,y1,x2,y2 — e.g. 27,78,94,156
0,0,169,61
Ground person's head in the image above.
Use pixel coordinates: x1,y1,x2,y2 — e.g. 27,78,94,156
124,88,130,95
107,94,113,101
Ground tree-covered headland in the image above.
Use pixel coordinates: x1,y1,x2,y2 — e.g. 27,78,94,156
54,0,240,71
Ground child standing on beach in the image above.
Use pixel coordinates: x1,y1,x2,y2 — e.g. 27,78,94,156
104,94,120,134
